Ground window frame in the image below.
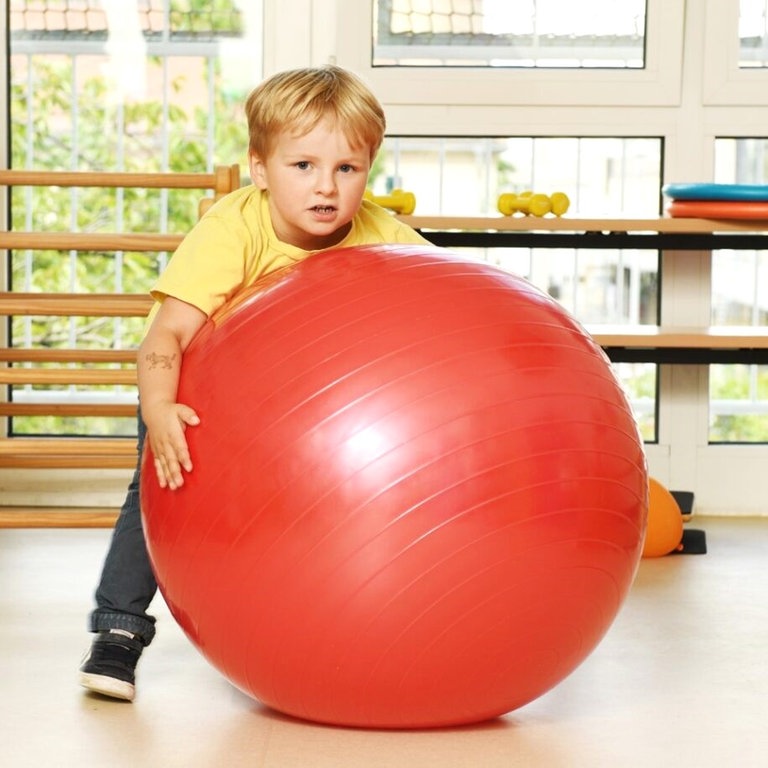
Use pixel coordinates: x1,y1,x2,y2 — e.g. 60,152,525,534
333,0,684,107
703,0,768,105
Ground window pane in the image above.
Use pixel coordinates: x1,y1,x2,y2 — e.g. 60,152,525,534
375,135,661,439
614,363,657,442
376,136,661,217
739,0,768,67
373,0,647,68
710,138,768,443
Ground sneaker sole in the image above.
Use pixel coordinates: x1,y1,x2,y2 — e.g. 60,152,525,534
79,671,135,701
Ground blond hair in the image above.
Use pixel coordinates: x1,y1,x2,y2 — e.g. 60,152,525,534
245,65,386,163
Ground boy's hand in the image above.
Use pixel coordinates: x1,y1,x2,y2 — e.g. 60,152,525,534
144,402,200,490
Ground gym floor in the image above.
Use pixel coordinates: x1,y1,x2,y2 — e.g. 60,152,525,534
2,516,766,768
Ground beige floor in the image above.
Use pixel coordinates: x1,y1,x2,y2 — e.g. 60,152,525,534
1,516,766,768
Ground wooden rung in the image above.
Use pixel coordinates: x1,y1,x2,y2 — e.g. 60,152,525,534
0,166,239,191
0,368,136,385
0,231,184,252
0,437,136,455
0,454,137,469
0,292,152,317
0,438,137,469
0,506,119,528
0,402,136,417
0,348,137,364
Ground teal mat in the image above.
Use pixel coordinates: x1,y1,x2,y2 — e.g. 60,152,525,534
662,182,768,201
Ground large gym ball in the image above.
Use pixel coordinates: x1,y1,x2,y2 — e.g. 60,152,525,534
141,244,647,729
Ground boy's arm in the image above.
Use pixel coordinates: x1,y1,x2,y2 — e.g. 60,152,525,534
138,296,207,490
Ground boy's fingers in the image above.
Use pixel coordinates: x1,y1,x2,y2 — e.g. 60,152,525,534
153,450,184,490
178,405,200,427
154,457,168,488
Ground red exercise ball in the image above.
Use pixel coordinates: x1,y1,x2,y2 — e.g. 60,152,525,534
141,244,648,729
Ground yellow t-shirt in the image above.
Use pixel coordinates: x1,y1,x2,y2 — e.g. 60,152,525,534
148,185,430,323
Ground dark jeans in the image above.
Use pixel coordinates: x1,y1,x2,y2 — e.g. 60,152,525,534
88,410,157,645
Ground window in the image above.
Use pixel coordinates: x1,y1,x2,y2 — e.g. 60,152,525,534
6,0,261,437
372,0,647,69
704,0,768,103
709,137,768,442
336,0,683,107
375,134,662,439
740,0,768,67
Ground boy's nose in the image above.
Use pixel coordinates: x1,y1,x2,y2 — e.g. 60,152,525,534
315,170,337,194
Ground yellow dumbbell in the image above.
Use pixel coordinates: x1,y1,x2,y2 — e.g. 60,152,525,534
497,191,570,217
364,188,416,215
548,192,570,216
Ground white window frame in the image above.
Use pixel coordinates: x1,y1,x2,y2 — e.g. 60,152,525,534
331,0,684,107
703,0,768,105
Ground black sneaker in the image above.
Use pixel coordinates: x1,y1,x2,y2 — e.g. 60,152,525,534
79,630,144,701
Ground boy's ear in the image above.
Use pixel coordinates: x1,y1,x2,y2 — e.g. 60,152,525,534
249,152,268,189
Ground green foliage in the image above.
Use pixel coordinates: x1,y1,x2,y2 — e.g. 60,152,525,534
169,0,244,34
710,414,768,442
709,364,768,442
612,362,657,441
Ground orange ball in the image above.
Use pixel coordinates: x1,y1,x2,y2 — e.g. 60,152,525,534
642,478,684,557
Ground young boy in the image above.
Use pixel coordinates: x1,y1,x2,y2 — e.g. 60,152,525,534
79,64,430,701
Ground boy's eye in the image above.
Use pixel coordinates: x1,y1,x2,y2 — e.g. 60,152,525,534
296,161,310,170
339,164,355,173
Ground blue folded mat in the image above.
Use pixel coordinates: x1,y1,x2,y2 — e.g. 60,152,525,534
662,182,768,201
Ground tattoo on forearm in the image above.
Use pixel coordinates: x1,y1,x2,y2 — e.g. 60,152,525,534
145,352,177,370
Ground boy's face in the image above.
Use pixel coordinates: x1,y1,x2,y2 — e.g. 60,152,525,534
249,117,372,251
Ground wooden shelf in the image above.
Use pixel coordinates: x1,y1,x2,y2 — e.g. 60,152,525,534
397,215,768,250
587,325,768,364
588,325,768,348
398,215,768,233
